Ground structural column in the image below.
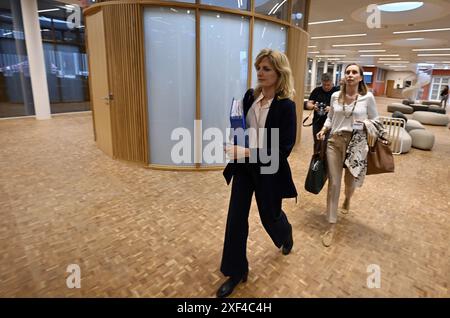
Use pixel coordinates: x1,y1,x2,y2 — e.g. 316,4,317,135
20,0,51,119
310,57,317,92
332,63,337,84
323,60,328,73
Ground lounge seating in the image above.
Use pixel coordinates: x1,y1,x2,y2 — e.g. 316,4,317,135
422,100,442,106
387,104,414,114
410,104,429,112
405,119,425,132
413,111,449,126
402,99,413,106
428,105,446,114
392,127,412,154
410,130,435,150
392,111,408,122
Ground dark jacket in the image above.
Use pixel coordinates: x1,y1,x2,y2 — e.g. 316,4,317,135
223,89,298,199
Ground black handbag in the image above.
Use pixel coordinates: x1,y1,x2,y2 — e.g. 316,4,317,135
305,139,328,194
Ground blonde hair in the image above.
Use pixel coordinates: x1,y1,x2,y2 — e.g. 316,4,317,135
338,63,368,104
253,49,295,100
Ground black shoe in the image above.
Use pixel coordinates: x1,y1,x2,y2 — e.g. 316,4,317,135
282,232,293,255
216,272,248,298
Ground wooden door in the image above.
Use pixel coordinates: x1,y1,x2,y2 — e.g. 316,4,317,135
386,80,395,98
86,10,113,157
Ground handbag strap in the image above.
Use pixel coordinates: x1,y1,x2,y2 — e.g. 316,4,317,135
314,138,327,161
302,109,315,127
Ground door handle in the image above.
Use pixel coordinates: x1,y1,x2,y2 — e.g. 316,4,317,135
102,94,114,102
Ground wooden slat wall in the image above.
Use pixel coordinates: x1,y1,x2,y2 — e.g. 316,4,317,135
287,27,309,146
103,4,149,163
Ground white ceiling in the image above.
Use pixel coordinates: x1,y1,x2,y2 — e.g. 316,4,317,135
307,0,450,71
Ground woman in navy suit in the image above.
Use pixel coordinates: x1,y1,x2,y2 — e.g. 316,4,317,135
217,49,297,298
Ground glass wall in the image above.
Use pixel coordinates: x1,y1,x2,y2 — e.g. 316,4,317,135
37,0,90,114
144,7,196,165
200,12,249,165
201,0,249,10
255,0,288,21
142,3,293,166
0,0,34,118
251,20,286,87
291,0,307,29
304,58,312,95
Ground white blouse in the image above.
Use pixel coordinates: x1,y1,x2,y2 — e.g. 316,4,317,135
323,91,379,134
246,93,273,148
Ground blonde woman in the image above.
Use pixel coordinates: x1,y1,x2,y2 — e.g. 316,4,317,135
217,49,297,298
317,63,379,247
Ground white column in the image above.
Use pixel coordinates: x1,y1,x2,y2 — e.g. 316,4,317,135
332,63,338,85
21,0,51,120
310,57,317,92
323,60,328,73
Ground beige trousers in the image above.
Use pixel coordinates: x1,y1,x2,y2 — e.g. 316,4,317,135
326,131,357,223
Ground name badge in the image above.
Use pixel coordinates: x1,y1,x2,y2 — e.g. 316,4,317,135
352,122,364,131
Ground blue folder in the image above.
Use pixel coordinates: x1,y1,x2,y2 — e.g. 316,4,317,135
229,98,249,148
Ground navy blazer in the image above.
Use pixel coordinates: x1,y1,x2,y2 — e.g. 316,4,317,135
223,89,298,199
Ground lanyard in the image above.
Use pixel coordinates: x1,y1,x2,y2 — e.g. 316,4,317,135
344,95,358,118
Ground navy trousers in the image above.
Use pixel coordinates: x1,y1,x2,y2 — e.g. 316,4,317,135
220,164,292,277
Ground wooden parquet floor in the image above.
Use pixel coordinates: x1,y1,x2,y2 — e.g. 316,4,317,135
0,97,449,297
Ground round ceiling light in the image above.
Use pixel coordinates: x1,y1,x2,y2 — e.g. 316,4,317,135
378,2,424,12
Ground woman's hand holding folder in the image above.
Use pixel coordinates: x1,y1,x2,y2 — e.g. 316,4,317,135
224,145,250,160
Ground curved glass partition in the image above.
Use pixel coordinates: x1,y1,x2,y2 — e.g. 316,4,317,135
86,0,309,168
200,12,249,165
144,7,196,165
251,20,286,88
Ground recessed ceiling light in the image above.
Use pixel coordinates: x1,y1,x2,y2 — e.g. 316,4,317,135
393,28,450,34
381,61,410,63
308,46,317,48
332,43,381,47
417,53,450,56
412,48,450,51
308,51,320,54
378,2,424,12
406,38,424,41
379,58,401,60
311,33,366,40
360,54,400,57
38,8,60,13
309,19,344,25
364,65,376,67
358,49,386,53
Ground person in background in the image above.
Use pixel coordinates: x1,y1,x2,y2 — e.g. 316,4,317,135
305,73,339,149
440,85,448,108
316,63,379,247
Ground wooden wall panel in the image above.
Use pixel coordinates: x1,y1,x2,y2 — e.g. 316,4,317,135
103,4,149,163
287,27,309,147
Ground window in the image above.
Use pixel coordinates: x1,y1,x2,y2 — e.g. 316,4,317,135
38,0,90,114
429,76,450,100
201,0,249,10
376,68,386,81
255,0,289,21
0,0,34,118
363,71,373,84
